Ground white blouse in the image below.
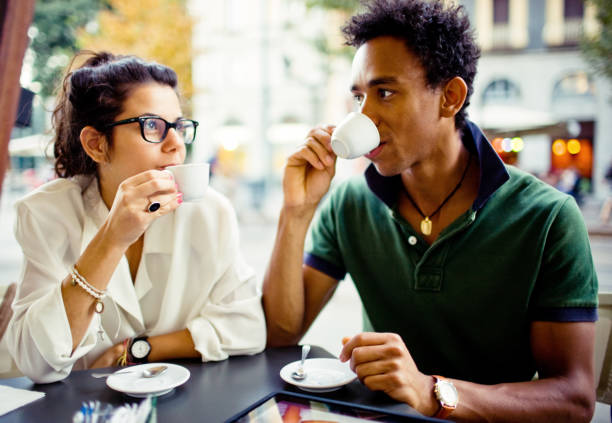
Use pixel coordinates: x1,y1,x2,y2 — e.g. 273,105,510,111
7,176,266,383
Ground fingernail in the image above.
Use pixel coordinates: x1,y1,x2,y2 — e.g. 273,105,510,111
175,183,179,190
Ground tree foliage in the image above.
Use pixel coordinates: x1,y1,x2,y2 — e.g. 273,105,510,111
582,0,612,84
306,0,360,59
30,0,106,98
77,0,194,111
306,0,360,12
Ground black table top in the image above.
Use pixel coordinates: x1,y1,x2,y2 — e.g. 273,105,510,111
0,345,426,422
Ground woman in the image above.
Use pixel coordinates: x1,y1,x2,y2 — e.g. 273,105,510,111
6,52,266,383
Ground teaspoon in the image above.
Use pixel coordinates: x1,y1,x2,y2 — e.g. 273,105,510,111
292,344,311,381
91,364,168,379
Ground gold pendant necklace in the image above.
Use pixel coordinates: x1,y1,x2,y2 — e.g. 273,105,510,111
403,154,472,236
420,217,433,236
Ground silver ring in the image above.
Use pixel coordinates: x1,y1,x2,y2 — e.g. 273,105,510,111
147,202,161,213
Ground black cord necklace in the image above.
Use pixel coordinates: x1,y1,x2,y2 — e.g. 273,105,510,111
403,154,472,236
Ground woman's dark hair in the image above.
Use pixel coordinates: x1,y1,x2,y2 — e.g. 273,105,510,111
342,0,481,131
52,51,178,178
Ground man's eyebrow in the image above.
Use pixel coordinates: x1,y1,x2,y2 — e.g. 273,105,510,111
351,76,399,91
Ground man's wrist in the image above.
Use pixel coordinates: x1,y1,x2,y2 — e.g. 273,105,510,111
280,204,317,222
278,206,317,238
415,373,440,417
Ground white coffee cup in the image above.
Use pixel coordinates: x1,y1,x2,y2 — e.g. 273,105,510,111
330,112,380,159
166,163,210,202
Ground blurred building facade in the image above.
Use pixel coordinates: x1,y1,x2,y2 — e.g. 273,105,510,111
187,0,354,191
187,0,612,201
462,0,612,197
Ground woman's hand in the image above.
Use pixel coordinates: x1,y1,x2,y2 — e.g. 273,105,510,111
283,125,337,211
89,342,126,369
104,170,181,249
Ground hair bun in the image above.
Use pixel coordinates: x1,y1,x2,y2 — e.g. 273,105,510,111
81,51,118,68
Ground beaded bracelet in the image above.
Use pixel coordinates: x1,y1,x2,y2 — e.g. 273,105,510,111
70,265,106,313
70,265,106,296
70,265,107,340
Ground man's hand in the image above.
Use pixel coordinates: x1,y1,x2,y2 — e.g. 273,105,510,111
89,342,126,369
340,332,437,415
283,125,337,211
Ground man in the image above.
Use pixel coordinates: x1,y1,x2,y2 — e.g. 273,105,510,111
263,0,598,421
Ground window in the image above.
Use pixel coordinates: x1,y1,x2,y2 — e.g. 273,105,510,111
564,0,583,19
482,79,521,105
493,0,509,24
491,0,513,49
552,72,595,99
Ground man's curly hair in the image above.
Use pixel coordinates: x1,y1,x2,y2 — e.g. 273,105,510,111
342,0,481,131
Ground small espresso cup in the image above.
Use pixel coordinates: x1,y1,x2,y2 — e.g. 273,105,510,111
166,163,210,202
330,112,380,159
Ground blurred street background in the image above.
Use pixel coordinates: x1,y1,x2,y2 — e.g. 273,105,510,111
2,0,612,419
5,0,612,346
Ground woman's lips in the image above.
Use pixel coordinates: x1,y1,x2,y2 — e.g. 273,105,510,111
364,142,385,160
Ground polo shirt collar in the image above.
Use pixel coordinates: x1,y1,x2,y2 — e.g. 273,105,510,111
365,120,509,211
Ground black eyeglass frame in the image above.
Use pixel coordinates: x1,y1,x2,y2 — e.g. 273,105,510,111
105,115,199,144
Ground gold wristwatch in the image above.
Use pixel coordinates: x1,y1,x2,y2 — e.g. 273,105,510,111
433,375,458,419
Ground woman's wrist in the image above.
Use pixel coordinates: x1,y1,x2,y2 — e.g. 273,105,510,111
116,338,130,366
98,219,135,253
64,221,129,295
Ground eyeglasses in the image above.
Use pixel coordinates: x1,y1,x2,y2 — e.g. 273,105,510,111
106,116,199,144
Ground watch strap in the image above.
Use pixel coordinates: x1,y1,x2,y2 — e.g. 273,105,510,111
433,375,457,419
434,404,454,420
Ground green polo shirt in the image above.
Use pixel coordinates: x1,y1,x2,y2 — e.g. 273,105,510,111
304,121,598,384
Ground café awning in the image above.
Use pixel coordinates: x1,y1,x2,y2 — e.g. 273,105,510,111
471,105,564,137
9,133,53,157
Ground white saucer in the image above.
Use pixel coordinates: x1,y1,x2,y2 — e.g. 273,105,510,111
106,363,190,398
280,358,357,393
127,388,174,398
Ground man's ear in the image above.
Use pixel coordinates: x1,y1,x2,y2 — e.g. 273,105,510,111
80,126,109,164
440,76,468,119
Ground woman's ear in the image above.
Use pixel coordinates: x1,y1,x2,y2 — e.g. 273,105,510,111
80,126,109,164
440,76,468,119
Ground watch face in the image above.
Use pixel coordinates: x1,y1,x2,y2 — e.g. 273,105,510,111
437,380,459,406
131,340,151,359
